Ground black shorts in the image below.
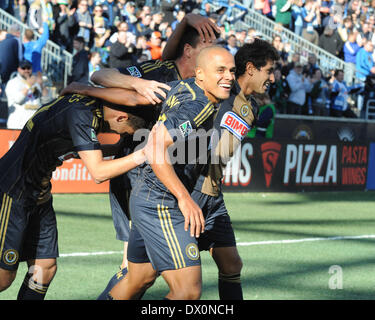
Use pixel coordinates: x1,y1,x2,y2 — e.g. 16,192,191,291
126,188,236,268
191,190,236,251
109,166,144,242
0,191,59,271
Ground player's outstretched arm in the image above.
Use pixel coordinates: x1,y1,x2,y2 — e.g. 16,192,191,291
90,68,171,105
144,123,205,238
61,82,159,106
162,13,220,61
78,148,146,184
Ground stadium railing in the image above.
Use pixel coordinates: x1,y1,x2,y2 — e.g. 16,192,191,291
0,8,72,88
221,0,358,85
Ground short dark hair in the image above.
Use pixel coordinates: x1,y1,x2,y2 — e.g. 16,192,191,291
334,69,344,77
175,26,220,59
105,102,158,130
73,36,85,43
234,38,280,78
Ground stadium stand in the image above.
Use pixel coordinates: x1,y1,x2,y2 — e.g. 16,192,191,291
2,0,375,124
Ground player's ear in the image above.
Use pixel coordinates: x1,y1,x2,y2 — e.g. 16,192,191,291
195,66,204,81
184,43,193,59
117,113,129,123
246,62,256,76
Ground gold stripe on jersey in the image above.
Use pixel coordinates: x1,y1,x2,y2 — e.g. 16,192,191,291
194,102,215,127
160,205,183,269
182,82,196,101
0,194,12,259
157,204,179,269
141,60,163,73
26,96,65,131
85,99,97,106
165,206,186,268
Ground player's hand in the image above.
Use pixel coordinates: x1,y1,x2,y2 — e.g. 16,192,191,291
178,196,205,238
60,82,87,96
132,78,171,105
185,13,220,43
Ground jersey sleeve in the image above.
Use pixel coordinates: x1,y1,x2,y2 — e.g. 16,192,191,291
162,100,215,142
66,104,102,152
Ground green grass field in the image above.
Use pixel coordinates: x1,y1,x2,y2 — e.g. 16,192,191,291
1,191,375,300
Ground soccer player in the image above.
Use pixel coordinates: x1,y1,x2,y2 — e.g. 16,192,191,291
120,46,236,300
64,39,279,300
114,39,279,300
62,14,219,299
0,91,157,300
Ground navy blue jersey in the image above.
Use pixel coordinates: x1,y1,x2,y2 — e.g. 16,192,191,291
118,60,182,83
114,59,181,189
0,94,103,205
142,77,218,194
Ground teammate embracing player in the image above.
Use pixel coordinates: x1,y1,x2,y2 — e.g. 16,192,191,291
62,15,279,300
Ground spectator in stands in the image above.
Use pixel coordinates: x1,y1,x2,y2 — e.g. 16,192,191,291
225,34,239,56
0,24,23,93
109,30,137,69
150,11,167,33
344,30,361,65
291,0,304,36
358,21,375,44
27,0,44,33
123,1,138,29
248,92,276,138
216,1,248,29
53,0,76,52
109,21,136,45
14,0,28,24
272,34,289,63
135,35,152,62
282,51,300,77
303,53,319,77
5,59,46,129
102,0,122,30
92,4,111,49
171,10,186,30
337,17,354,43
88,51,101,78
319,25,344,57
268,67,290,114
199,1,212,18
146,31,163,60
135,13,153,38
347,0,361,18
330,69,360,118
355,39,375,82
23,16,49,75
309,68,331,116
72,0,93,47
69,36,89,83
286,62,313,114
276,0,292,29
236,29,247,47
301,0,321,46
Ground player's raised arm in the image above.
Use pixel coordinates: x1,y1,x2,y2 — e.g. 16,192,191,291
90,68,171,105
60,82,157,105
162,13,220,61
144,123,205,238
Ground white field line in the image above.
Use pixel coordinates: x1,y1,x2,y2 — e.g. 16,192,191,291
59,235,375,258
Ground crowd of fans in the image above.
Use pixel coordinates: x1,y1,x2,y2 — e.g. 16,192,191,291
1,0,375,129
